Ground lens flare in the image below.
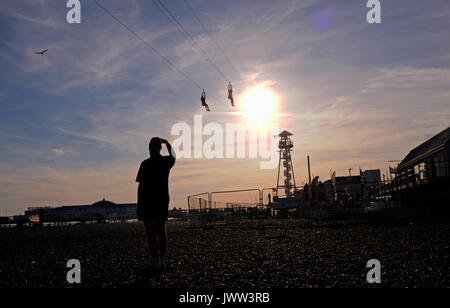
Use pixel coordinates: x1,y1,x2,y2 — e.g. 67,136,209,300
238,85,279,126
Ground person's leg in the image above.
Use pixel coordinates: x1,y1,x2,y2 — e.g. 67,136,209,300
156,222,168,266
144,222,159,265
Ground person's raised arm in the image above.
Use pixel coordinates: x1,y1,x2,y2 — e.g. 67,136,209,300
161,139,176,169
161,139,176,159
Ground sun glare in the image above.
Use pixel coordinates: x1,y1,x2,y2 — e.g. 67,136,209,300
238,86,279,126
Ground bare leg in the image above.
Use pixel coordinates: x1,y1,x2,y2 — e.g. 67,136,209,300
144,222,159,258
156,222,168,258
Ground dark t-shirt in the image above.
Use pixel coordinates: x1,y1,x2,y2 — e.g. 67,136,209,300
136,155,175,221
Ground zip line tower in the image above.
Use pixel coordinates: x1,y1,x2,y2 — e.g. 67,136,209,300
276,130,296,197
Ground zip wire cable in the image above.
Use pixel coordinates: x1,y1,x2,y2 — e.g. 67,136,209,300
94,0,204,91
152,0,230,83
182,0,242,81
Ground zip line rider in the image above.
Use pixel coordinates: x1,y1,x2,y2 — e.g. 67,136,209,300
228,82,234,107
201,89,210,111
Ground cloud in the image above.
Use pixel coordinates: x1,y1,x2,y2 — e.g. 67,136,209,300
362,67,450,93
51,148,78,156
0,0,61,28
1,0,450,214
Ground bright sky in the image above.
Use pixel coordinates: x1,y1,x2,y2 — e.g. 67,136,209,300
1,0,449,215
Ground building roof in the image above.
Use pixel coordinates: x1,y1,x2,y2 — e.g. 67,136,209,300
279,130,293,137
399,127,450,169
91,198,116,207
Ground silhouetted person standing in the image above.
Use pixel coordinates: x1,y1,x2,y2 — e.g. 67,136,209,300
136,137,176,271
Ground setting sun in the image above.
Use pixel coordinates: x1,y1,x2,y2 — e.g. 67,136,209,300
238,85,279,125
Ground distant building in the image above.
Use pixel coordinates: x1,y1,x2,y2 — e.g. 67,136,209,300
397,127,450,181
0,217,10,225
323,176,363,195
24,199,136,223
363,169,381,183
393,127,450,210
17,199,187,224
334,176,362,196
322,170,382,203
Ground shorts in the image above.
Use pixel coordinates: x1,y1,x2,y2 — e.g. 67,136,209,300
137,204,168,223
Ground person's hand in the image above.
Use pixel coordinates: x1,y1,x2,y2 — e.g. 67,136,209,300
161,138,175,158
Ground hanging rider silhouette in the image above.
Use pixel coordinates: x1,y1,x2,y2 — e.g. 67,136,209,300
228,82,234,107
201,89,210,111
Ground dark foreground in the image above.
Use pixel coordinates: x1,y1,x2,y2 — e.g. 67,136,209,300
0,219,448,288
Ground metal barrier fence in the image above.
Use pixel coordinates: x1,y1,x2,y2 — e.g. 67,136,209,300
187,197,263,228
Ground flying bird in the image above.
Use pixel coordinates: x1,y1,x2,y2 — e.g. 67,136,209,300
35,49,48,55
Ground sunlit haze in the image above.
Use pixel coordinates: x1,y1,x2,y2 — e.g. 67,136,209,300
238,85,279,126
